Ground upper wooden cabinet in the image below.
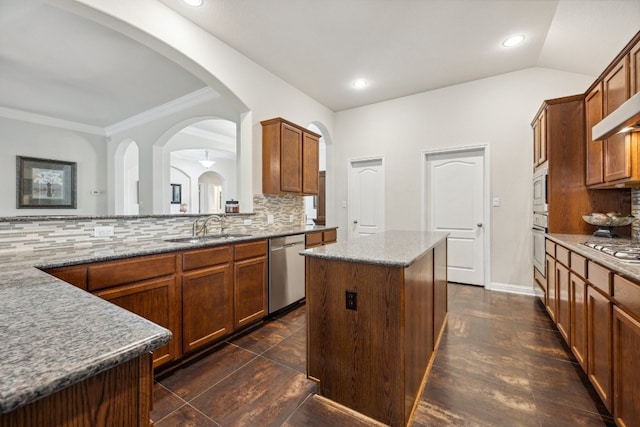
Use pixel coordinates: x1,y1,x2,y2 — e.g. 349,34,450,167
262,117,320,195
532,107,547,168
586,31,640,188
531,96,627,234
585,83,604,185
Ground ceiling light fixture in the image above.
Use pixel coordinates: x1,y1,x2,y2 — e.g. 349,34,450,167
198,150,215,168
502,34,525,47
183,0,203,7
352,79,368,89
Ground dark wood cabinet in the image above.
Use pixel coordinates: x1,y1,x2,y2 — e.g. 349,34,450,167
305,228,337,249
233,240,268,329
532,107,547,168
612,305,640,427
262,117,320,195
555,261,570,342
181,246,233,354
94,276,180,368
631,38,640,96
585,83,604,185
46,265,87,290
545,253,557,322
587,285,613,412
570,271,588,371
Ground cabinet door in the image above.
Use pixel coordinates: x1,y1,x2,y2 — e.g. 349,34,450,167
94,277,180,368
182,263,233,353
570,272,588,371
302,131,319,194
234,255,267,329
556,262,570,342
613,306,640,427
587,285,613,411
603,58,631,182
585,84,604,185
532,110,546,167
280,122,302,193
631,38,640,96
545,254,557,322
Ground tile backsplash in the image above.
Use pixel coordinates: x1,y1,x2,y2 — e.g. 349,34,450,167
0,194,305,253
632,187,640,240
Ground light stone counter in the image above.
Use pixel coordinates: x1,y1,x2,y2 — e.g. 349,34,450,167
301,230,449,267
0,225,336,415
546,233,640,282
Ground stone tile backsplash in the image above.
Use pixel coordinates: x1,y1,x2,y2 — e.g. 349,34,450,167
632,187,640,240
0,194,305,253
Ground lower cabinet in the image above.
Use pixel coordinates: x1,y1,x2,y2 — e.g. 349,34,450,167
182,263,233,354
612,305,640,427
570,272,588,370
43,239,270,372
587,283,613,412
233,241,268,329
545,254,557,322
94,277,180,368
556,262,570,342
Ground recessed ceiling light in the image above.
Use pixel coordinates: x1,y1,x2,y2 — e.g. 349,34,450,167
502,34,525,47
183,0,203,6
352,79,368,89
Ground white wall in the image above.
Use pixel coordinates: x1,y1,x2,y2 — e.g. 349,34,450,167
334,67,595,291
0,116,106,216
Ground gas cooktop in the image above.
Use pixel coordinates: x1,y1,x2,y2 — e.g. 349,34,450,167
584,241,640,264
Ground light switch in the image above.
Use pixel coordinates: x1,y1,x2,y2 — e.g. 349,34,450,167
492,197,500,207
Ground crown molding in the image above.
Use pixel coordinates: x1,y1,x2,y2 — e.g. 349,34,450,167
105,86,219,136
0,106,105,136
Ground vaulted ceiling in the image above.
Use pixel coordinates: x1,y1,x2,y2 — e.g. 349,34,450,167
1,0,638,130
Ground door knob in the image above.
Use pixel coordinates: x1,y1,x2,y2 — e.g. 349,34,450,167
477,223,483,227
353,220,358,224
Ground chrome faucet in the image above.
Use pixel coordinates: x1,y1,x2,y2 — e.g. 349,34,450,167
192,214,226,237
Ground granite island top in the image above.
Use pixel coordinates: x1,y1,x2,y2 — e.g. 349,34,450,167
0,224,336,415
301,230,449,267
547,233,640,282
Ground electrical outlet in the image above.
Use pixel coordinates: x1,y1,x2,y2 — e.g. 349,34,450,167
492,197,500,207
267,214,274,224
289,215,294,222
243,219,252,226
94,226,114,237
346,290,357,311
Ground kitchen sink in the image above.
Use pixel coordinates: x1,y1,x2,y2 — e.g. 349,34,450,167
166,234,251,243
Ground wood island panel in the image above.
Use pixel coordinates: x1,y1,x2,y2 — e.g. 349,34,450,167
0,354,152,427
306,239,446,427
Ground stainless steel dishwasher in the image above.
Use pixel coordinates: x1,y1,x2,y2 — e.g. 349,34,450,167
268,233,306,314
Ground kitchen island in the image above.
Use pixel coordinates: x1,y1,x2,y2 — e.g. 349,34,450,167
302,230,448,427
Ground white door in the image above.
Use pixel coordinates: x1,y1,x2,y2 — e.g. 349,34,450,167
348,158,385,239
426,149,485,286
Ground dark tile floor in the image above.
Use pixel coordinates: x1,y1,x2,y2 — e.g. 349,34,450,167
151,284,615,426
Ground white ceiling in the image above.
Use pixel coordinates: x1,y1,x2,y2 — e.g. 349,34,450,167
1,0,639,129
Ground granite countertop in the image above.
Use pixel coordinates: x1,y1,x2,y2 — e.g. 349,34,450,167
0,225,336,415
546,233,640,282
301,230,449,267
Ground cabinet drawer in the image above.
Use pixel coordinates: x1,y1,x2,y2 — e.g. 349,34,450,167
46,265,88,290
182,246,232,271
546,239,556,256
323,229,337,244
306,231,323,248
571,252,587,278
234,240,267,261
587,261,612,296
614,275,640,319
88,254,176,291
556,245,570,267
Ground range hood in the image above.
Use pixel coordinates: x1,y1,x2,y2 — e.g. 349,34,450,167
593,91,640,140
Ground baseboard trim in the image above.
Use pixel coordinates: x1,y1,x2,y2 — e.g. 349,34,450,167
486,281,539,296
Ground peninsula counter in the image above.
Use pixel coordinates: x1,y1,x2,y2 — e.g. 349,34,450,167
301,230,448,426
